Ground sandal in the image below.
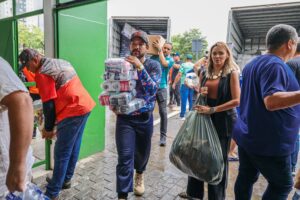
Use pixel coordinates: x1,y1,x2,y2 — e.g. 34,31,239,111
228,156,239,161
178,192,202,200
178,192,189,199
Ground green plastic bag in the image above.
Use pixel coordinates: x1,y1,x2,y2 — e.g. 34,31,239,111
169,95,224,185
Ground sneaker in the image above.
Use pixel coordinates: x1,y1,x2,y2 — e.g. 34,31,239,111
46,176,71,189
292,191,300,200
180,117,186,121
292,167,296,177
159,135,166,147
134,173,145,196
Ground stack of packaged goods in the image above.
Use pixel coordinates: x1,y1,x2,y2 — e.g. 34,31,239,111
99,58,146,114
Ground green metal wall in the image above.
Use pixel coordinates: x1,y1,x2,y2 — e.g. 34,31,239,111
0,19,16,71
56,0,107,158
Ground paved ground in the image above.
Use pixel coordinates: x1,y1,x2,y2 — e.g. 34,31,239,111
31,107,296,200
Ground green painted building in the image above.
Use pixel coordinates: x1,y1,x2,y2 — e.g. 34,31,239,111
0,0,107,162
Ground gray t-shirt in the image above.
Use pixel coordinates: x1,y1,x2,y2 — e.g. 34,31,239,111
0,57,33,197
287,56,300,85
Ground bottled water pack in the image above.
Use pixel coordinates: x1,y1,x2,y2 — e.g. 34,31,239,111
102,80,136,92
109,90,137,106
6,182,50,200
116,98,146,114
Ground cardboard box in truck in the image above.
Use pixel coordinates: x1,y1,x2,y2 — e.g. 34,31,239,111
109,17,171,58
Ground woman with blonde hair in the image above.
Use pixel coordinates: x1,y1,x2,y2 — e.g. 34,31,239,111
178,41,240,200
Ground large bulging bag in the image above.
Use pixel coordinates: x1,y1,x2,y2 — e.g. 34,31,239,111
169,96,224,185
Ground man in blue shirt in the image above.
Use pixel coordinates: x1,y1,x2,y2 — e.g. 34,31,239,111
115,31,161,200
233,24,300,200
151,41,174,146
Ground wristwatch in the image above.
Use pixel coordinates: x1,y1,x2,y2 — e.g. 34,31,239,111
137,64,144,72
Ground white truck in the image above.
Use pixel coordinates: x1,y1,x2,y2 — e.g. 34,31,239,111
108,16,171,58
226,2,300,70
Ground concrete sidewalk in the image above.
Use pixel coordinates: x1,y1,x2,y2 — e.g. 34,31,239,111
32,109,295,199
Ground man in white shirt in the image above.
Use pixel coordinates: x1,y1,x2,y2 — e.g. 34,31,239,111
0,57,34,198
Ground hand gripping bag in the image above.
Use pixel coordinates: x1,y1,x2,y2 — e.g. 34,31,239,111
169,95,224,185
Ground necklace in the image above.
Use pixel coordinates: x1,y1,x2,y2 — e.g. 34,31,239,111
208,70,223,80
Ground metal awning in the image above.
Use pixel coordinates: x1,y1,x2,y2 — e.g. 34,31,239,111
232,2,300,39
111,16,170,38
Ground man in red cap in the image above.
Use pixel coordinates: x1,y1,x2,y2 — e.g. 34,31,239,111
113,30,161,200
19,49,95,200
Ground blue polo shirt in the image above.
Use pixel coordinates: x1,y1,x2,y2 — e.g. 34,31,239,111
151,55,174,89
233,54,300,156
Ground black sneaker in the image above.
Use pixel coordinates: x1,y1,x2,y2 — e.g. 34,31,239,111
46,176,71,189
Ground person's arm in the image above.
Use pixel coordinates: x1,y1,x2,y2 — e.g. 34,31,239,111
264,91,300,111
42,100,56,138
158,50,169,67
35,73,57,138
168,68,173,84
173,63,181,69
262,63,300,111
172,72,182,89
1,91,33,192
152,40,169,67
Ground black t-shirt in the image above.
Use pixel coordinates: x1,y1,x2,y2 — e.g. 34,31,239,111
287,56,300,85
171,60,183,83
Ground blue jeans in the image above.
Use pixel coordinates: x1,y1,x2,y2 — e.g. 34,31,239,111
180,84,194,118
115,112,153,194
291,134,299,168
234,146,293,200
45,113,90,198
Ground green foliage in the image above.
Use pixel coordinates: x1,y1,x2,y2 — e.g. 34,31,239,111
18,21,44,54
171,28,208,62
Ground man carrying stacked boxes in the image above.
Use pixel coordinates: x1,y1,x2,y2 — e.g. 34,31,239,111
99,31,161,200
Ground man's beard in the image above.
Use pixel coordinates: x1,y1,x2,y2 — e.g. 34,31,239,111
131,50,145,59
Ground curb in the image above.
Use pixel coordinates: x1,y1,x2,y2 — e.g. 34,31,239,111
153,110,180,126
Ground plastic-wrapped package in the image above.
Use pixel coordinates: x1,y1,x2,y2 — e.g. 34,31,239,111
102,80,136,92
185,72,199,88
116,98,145,114
98,92,111,106
119,35,131,57
32,100,42,111
103,70,138,81
109,90,137,106
6,182,50,200
121,23,137,39
119,80,136,91
169,95,224,185
105,58,133,74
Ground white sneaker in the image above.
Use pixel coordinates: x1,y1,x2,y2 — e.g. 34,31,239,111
134,172,145,196
180,117,186,121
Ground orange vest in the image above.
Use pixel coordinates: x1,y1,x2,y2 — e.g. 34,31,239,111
23,68,39,94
